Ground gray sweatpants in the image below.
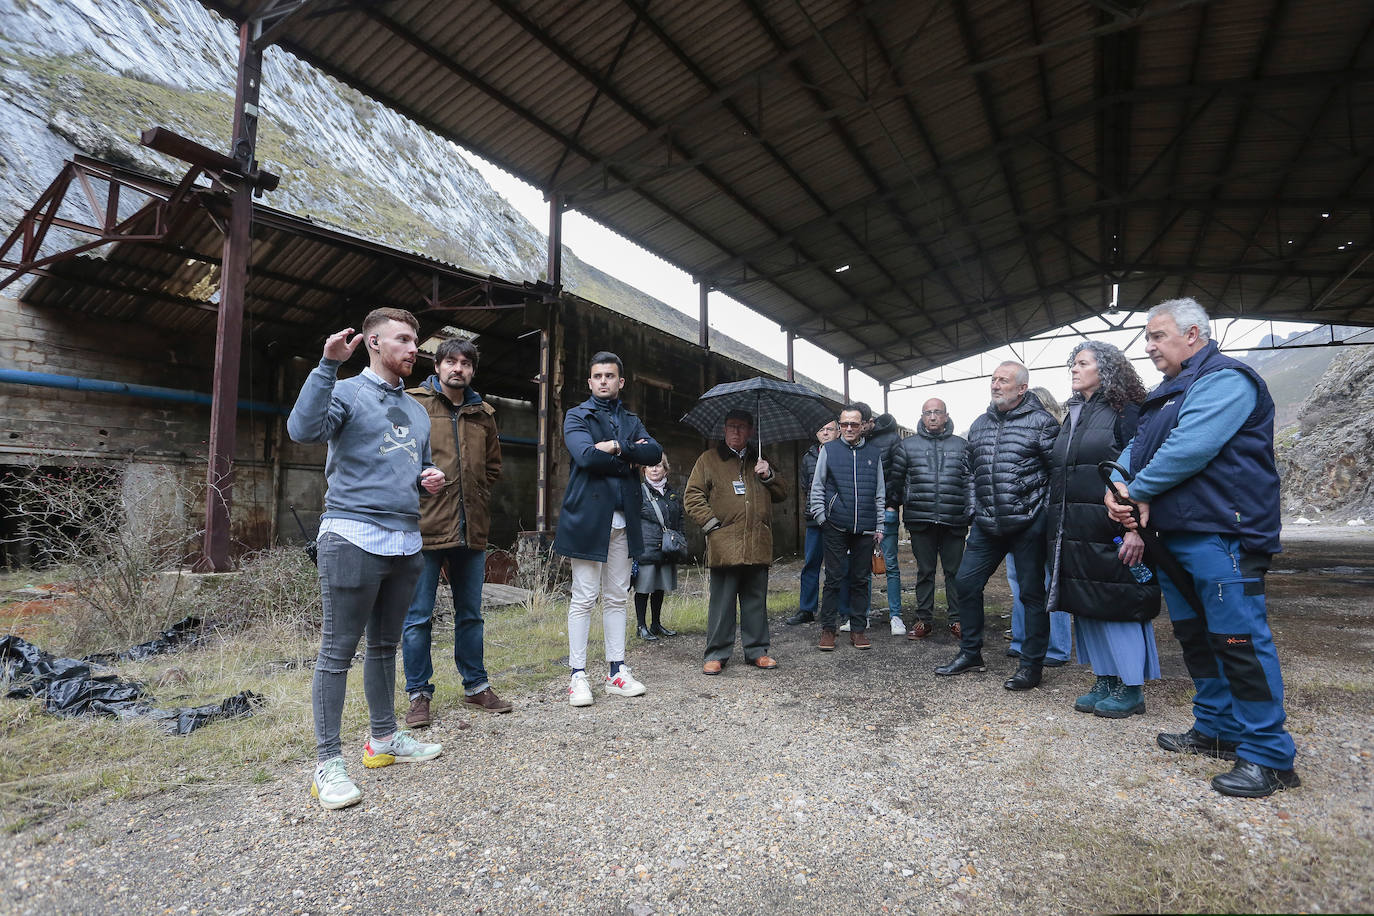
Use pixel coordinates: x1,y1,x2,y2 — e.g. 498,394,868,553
313,532,424,761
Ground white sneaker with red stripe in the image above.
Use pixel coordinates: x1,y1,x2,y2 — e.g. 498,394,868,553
605,665,646,698
569,671,594,707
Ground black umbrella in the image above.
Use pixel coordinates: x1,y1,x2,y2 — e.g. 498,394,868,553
680,377,836,448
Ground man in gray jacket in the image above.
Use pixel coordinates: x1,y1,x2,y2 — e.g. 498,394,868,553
934,362,1060,690
288,307,446,810
888,398,971,640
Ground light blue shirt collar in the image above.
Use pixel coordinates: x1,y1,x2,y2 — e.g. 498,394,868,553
361,367,404,392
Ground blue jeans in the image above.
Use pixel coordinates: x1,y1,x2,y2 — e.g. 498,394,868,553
952,514,1049,662
1008,554,1072,662
871,507,902,617
1158,532,1295,770
401,546,489,698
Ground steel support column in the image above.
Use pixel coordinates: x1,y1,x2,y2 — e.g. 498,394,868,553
536,194,563,536
842,362,850,402
882,383,889,415
198,20,262,572
786,330,795,382
698,280,709,350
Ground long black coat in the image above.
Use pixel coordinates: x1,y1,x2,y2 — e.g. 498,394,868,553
637,480,685,564
1045,393,1161,622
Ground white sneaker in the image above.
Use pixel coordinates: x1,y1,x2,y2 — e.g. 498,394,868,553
606,665,647,698
569,671,594,707
363,729,442,768
839,620,851,632
890,617,907,636
311,756,361,810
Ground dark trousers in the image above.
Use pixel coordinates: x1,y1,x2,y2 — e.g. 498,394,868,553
909,523,967,623
705,565,771,662
821,525,872,632
952,512,1049,663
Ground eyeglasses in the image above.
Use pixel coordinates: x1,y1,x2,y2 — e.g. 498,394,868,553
838,421,862,428
922,409,946,416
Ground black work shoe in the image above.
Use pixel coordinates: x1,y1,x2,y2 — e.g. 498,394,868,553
1211,760,1301,798
934,651,986,676
784,611,815,626
1004,665,1043,691
1042,658,1068,668
1157,728,1239,760
1004,647,1021,658
649,623,677,637
637,625,658,641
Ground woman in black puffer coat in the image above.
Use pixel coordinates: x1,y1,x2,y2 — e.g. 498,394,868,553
1045,341,1162,718
634,455,685,640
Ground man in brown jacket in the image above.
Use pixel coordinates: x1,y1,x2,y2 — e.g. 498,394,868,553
401,338,509,725
684,409,789,674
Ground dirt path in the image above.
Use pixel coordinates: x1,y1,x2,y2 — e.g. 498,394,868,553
3,529,1372,915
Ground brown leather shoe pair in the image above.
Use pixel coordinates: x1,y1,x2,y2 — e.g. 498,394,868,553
463,687,513,714
818,630,836,651
703,659,725,675
751,655,778,669
851,631,872,650
405,694,432,728
907,620,933,640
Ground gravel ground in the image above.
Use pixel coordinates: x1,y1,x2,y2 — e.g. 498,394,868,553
3,527,1371,915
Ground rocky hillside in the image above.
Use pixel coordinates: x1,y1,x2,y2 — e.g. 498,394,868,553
0,0,814,387
1279,346,1374,521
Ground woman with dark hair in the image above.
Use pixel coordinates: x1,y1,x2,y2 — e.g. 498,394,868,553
634,455,683,640
1046,341,1162,718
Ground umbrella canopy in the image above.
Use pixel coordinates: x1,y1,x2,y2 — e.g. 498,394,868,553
680,377,837,447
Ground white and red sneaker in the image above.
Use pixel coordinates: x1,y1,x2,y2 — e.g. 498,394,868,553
605,665,647,698
569,671,594,707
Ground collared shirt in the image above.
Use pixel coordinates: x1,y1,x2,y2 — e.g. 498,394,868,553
315,366,422,556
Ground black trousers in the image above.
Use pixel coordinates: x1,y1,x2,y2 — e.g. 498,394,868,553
908,523,967,623
705,565,771,662
951,513,1049,664
821,525,872,632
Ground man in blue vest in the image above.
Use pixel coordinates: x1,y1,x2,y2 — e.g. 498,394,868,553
1107,298,1298,798
809,405,886,651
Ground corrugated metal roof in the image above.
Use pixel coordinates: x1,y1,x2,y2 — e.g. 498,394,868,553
195,0,1374,383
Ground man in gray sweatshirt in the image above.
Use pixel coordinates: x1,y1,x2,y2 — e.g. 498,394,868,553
288,307,447,810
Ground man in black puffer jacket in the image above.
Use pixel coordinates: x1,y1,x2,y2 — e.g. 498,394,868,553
888,398,970,640
935,362,1060,691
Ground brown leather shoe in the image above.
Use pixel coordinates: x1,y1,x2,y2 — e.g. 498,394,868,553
751,655,778,669
463,687,513,714
949,622,962,639
405,694,432,728
851,630,872,650
908,621,933,640
703,659,724,675
818,630,836,651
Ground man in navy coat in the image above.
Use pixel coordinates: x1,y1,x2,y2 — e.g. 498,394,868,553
554,351,663,707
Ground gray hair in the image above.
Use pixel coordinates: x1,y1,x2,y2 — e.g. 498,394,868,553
997,361,1030,386
1066,340,1148,411
1148,298,1211,340
1029,386,1064,423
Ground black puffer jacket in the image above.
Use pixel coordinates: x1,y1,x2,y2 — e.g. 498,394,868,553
889,418,971,528
637,480,685,564
868,413,902,499
1045,394,1160,622
966,391,1060,536
801,443,822,527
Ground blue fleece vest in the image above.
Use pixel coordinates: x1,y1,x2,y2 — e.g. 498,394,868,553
1130,341,1281,554
821,438,881,533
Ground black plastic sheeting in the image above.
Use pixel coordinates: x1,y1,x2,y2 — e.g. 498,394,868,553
84,615,206,664
0,635,262,735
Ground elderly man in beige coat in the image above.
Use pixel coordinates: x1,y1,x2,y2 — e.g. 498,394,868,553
684,409,790,675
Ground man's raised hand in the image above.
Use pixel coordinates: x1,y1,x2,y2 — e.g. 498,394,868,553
323,328,363,362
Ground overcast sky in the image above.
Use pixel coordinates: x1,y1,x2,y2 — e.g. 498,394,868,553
464,152,1318,436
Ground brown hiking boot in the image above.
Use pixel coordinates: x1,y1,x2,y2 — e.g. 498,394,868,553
818,630,836,651
405,694,432,728
851,630,872,650
463,687,513,714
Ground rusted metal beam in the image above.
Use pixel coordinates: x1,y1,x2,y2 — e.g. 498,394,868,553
698,281,709,351
537,195,563,537
198,19,264,573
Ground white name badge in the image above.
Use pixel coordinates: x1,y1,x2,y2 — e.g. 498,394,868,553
733,479,747,495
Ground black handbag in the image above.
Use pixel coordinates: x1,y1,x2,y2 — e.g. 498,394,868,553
643,483,689,562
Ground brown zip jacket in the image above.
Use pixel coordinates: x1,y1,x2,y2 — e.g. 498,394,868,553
684,442,789,568
408,376,502,550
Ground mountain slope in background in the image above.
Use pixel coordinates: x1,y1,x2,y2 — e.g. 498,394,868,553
1278,346,1374,521
0,0,825,393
